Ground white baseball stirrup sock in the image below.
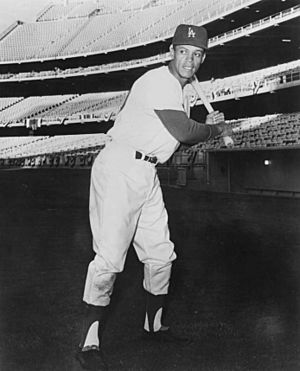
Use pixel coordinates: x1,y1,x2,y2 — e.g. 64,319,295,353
82,321,100,351
79,304,107,351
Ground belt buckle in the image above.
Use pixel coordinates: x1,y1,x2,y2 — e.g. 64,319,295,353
148,155,157,165
136,151,157,165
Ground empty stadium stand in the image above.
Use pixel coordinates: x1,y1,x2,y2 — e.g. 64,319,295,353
0,60,298,127
0,0,262,62
0,0,299,196
0,95,77,124
189,112,300,151
0,133,108,157
0,92,127,127
0,113,298,164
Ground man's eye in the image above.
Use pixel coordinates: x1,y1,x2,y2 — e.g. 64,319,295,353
194,53,202,58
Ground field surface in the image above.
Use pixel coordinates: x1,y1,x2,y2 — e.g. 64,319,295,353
0,169,299,371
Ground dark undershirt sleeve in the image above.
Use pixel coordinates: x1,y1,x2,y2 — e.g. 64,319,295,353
155,109,221,145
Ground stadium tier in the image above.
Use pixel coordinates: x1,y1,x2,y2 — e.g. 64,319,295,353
185,60,300,105
190,113,300,151
0,60,298,126
0,113,298,167
0,133,108,158
0,92,127,125
0,95,77,124
0,0,261,62
0,19,85,61
0,97,24,111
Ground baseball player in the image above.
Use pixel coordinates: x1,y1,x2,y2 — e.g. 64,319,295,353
76,24,233,370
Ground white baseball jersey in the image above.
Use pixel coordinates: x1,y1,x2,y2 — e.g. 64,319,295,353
108,66,185,163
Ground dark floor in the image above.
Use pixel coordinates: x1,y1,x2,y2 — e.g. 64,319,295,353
0,169,299,371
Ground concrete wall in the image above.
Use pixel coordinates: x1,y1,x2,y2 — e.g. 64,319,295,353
206,149,300,196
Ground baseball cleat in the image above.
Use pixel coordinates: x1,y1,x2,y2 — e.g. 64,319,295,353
75,348,108,371
142,327,190,345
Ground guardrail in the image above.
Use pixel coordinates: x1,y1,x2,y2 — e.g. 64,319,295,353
209,4,300,47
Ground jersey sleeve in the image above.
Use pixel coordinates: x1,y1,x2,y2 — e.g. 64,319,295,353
155,109,221,145
134,70,184,111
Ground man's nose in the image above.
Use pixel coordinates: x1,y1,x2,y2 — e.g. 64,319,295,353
185,53,193,62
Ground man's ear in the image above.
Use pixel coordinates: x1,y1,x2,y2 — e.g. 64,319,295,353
169,44,175,58
201,52,206,64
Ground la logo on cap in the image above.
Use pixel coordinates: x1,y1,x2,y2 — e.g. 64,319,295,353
188,27,196,38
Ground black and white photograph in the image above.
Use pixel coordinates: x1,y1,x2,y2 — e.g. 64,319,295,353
0,0,299,370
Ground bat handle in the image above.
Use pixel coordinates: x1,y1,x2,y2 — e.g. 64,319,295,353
206,105,234,147
191,78,234,147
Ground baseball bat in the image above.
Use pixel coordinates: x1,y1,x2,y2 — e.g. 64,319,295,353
190,77,234,147
230,121,262,133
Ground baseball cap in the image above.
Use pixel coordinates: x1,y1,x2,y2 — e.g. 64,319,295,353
172,24,208,50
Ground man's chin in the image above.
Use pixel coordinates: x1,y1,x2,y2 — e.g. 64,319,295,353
180,70,194,79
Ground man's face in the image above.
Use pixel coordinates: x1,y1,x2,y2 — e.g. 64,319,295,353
169,44,206,86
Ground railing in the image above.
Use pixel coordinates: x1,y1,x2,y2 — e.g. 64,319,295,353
157,0,261,39
209,5,300,47
36,3,54,22
0,21,20,42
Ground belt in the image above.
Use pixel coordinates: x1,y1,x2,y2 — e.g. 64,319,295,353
135,151,158,165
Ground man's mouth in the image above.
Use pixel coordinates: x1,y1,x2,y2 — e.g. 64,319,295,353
183,66,193,71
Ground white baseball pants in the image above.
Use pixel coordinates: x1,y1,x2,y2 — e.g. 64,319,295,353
83,141,176,306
